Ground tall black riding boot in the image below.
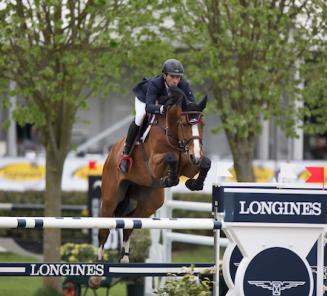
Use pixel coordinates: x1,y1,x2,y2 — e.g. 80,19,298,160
119,121,140,173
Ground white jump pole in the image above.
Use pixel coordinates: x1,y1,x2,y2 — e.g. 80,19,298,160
0,216,222,293
0,217,222,230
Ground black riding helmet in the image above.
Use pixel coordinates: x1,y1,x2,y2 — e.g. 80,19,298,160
162,59,184,76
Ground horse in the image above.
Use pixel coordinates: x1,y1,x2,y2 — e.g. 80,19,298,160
89,87,211,287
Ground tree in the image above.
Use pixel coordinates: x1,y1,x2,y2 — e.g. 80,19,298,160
0,0,171,291
166,0,326,181
301,48,327,136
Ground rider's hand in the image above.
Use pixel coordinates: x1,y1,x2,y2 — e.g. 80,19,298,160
160,105,167,114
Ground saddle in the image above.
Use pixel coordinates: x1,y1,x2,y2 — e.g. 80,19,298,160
136,114,156,144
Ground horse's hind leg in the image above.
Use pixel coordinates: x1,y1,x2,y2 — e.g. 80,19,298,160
120,228,132,263
95,139,128,259
119,208,136,263
90,141,127,288
119,188,164,263
97,193,123,261
89,189,122,289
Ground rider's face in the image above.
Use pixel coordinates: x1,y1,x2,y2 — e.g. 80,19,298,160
164,74,182,87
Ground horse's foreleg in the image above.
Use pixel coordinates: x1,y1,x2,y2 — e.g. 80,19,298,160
120,230,132,263
185,156,211,191
159,152,179,187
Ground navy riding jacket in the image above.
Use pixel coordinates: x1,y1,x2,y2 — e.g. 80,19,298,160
132,75,195,114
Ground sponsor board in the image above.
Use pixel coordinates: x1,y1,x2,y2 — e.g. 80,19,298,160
0,263,104,277
0,263,213,277
1,157,327,192
224,190,327,223
228,165,275,183
73,164,103,180
30,263,104,276
0,162,45,181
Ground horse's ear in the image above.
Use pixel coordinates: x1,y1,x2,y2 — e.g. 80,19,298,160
197,95,208,111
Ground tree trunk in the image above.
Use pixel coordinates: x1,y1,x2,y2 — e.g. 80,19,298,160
228,136,256,182
43,147,65,291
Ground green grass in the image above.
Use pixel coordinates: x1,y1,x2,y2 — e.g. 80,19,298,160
0,252,43,296
0,246,212,295
0,277,43,296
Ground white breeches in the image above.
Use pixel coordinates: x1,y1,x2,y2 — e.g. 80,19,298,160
134,97,146,126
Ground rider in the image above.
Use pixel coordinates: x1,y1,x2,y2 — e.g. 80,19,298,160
118,58,196,173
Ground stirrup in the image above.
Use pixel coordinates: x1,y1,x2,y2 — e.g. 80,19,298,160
118,155,133,172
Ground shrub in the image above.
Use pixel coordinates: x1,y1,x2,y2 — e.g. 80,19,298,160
129,229,151,262
155,268,212,296
60,243,118,263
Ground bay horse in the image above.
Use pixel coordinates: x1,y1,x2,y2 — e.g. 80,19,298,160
89,87,211,287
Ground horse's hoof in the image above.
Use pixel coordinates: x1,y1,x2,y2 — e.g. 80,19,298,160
185,179,203,191
88,276,102,289
119,255,130,263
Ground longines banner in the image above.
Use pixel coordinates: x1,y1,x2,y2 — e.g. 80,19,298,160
224,190,327,224
0,262,212,277
0,157,327,192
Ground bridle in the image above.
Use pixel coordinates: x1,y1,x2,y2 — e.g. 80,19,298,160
153,110,204,154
